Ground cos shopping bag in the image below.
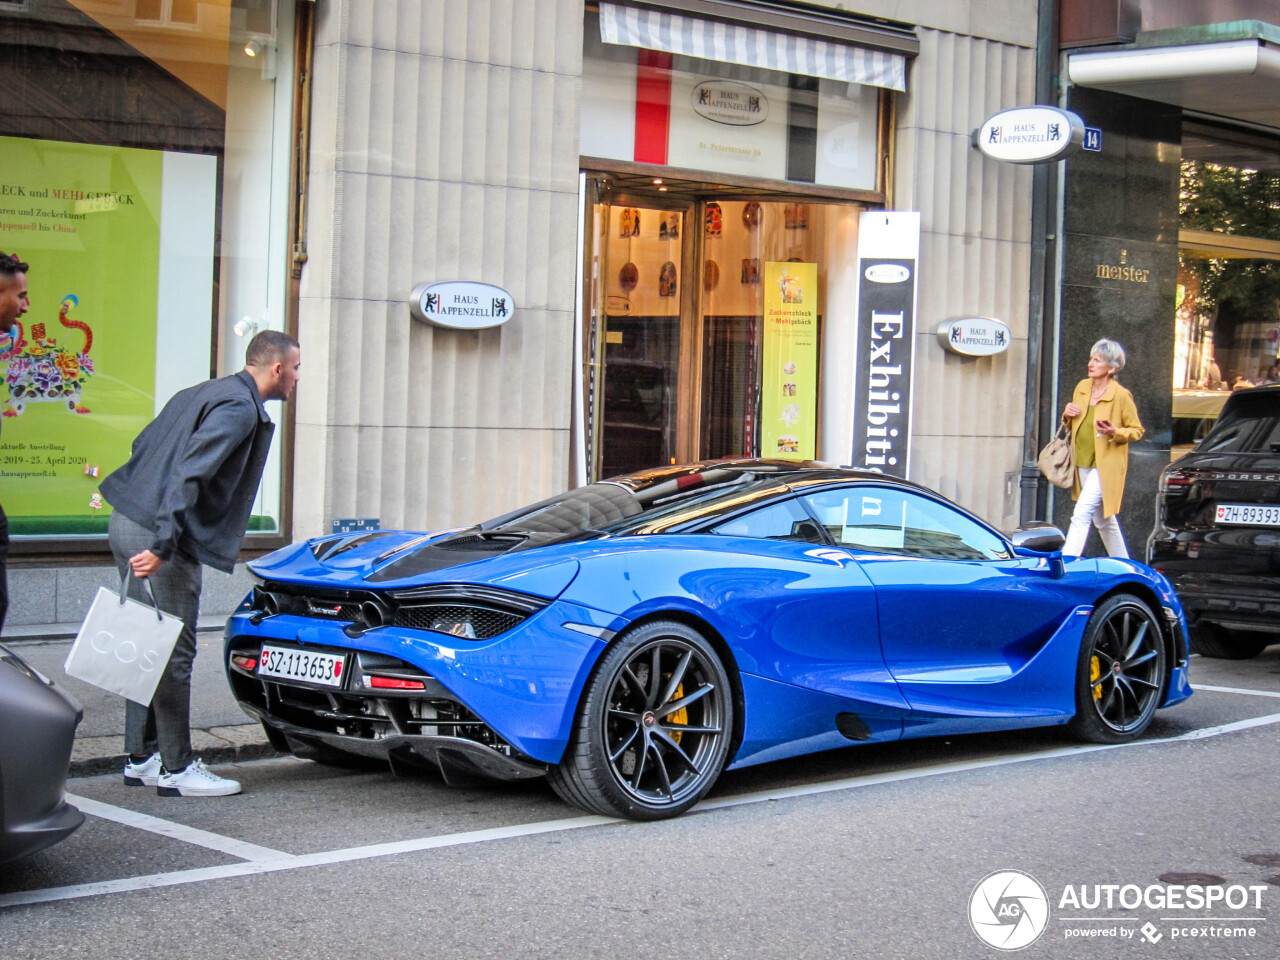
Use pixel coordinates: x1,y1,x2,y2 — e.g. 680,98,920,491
64,573,182,705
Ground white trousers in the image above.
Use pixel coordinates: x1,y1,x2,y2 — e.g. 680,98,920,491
1064,466,1129,558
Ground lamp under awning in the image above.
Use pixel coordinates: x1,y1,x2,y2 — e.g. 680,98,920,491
599,1,909,92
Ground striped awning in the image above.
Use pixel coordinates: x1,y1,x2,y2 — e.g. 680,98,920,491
599,1,908,92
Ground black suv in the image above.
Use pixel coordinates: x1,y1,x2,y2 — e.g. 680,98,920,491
1147,385,1280,659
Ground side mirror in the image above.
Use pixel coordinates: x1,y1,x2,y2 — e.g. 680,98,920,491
1011,525,1067,579
1010,525,1066,553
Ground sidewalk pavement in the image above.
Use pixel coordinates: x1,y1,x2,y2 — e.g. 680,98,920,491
5,617,279,778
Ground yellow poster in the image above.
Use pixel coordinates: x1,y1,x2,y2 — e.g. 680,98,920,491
762,262,818,460
0,136,163,535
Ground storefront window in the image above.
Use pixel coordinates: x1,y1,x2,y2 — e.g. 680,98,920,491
0,0,296,543
1175,135,1280,457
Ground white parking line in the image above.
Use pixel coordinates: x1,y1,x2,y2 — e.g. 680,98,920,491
1193,684,1280,699
0,815,613,908
64,794,292,863
6,711,1278,910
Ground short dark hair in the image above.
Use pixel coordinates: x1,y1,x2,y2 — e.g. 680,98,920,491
245,329,299,367
0,252,29,277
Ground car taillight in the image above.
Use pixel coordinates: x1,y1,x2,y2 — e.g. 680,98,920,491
366,676,426,690
1160,471,1192,495
231,654,258,671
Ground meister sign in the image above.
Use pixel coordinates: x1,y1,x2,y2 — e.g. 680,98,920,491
409,281,515,330
1095,249,1150,283
975,106,1085,164
937,317,1012,357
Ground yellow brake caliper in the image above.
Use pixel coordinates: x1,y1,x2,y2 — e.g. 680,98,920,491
669,683,687,744
1090,655,1102,701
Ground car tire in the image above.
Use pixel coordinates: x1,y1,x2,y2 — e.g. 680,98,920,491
1067,594,1166,744
1190,622,1271,660
547,619,734,821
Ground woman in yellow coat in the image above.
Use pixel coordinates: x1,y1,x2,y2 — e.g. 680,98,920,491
1061,339,1144,557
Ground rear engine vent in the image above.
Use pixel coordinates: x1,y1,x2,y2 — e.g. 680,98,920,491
394,603,524,639
257,590,364,622
433,535,523,552
318,530,396,561
249,582,548,641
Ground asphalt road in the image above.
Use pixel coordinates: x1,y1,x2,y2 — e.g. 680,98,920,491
3,650,1279,960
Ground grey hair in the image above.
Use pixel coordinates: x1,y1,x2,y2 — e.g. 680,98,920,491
1091,338,1126,374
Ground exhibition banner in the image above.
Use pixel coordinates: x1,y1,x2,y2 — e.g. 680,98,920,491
850,212,919,478
762,261,818,460
0,136,162,535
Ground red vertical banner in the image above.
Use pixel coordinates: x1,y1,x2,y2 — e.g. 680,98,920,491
634,50,672,165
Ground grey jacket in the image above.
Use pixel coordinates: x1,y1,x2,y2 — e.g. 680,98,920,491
100,370,275,573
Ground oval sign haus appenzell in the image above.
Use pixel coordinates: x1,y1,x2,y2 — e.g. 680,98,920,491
976,106,1084,164
692,80,768,126
409,281,515,330
937,317,1012,357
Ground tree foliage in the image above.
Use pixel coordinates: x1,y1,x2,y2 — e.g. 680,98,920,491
1180,161,1280,319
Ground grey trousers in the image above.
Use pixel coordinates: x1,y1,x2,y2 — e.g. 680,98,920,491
108,511,202,771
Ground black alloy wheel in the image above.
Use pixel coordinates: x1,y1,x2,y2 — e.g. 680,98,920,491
1068,594,1166,744
548,620,733,820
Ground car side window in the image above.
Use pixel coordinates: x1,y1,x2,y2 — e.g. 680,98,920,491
708,498,824,543
800,487,1011,560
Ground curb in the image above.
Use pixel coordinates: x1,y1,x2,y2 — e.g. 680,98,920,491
69,739,282,779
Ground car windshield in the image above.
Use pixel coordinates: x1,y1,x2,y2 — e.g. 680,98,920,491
1199,391,1280,454
479,468,789,540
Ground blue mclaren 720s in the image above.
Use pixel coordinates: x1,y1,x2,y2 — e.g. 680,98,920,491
225,460,1192,820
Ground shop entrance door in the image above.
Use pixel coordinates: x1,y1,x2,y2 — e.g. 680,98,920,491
581,174,869,482
590,200,692,480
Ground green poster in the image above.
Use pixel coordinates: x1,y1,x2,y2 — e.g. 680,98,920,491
762,261,818,460
0,136,162,535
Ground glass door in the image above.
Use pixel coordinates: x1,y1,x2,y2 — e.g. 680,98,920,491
591,200,690,479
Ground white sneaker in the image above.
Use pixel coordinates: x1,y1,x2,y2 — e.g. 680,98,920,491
123,752,162,787
156,758,242,797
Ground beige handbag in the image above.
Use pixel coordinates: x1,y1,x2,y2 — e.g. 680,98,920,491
1037,418,1075,489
